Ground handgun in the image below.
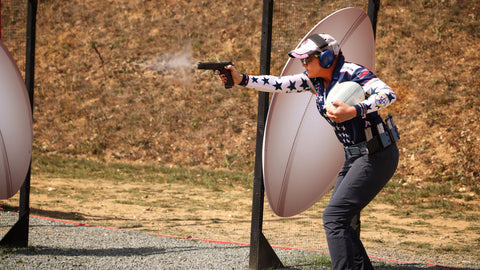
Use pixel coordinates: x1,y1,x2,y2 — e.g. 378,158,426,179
197,61,234,89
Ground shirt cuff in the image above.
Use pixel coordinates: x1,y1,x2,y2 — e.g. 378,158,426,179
355,103,366,118
239,74,249,86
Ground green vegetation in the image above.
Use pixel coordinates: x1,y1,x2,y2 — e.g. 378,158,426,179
32,154,252,190
286,252,332,269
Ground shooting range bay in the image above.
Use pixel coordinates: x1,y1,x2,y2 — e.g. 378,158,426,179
2,0,480,268
263,7,376,217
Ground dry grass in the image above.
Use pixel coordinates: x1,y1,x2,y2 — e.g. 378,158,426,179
376,0,480,188
33,0,263,171
32,0,480,188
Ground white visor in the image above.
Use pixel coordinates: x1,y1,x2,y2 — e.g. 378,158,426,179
288,33,340,59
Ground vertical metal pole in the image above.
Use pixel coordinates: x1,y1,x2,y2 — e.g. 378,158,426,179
367,0,381,39
249,0,283,269
20,0,37,244
0,0,37,248
25,0,37,107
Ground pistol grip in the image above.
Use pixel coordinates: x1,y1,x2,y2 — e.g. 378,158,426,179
224,70,234,89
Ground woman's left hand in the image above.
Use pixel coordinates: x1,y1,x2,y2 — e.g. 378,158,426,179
326,100,357,123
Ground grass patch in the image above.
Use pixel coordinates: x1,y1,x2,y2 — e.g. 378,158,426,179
385,226,411,235
399,241,432,250
117,222,143,229
32,154,252,190
411,220,430,226
377,176,480,221
287,253,332,269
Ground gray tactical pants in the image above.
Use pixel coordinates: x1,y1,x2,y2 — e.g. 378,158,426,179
323,143,399,270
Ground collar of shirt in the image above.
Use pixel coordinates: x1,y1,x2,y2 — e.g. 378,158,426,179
308,55,346,97
330,55,345,83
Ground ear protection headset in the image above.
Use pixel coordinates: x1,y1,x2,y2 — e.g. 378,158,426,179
309,35,335,68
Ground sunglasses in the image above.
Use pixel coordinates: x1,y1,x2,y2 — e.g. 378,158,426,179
301,54,320,65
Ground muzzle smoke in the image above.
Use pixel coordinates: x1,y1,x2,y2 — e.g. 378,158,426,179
144,49,194,71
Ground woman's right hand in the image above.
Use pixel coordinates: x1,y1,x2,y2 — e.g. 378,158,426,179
218,64,243,86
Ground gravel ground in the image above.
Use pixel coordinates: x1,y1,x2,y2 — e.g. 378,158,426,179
1,211,478,270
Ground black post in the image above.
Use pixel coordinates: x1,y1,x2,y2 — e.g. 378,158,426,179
0,0,37,248
367,0,381,39
248,0,283,269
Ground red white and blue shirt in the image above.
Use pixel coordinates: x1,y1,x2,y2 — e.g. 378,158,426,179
240,56,396,146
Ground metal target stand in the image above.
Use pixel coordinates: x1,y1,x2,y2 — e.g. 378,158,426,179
249,0,381,268
0,0,37,248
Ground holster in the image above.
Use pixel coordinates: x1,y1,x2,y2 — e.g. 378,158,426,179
385,114,400,143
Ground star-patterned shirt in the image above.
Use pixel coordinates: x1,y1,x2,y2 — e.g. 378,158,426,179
241,56,396,146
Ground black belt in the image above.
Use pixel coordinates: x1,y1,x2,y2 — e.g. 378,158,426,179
344,135,392,160
344,115,400,160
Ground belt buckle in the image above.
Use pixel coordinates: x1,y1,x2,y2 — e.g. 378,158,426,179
344,142,368,159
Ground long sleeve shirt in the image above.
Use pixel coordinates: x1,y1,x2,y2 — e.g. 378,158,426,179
241,56,396,146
